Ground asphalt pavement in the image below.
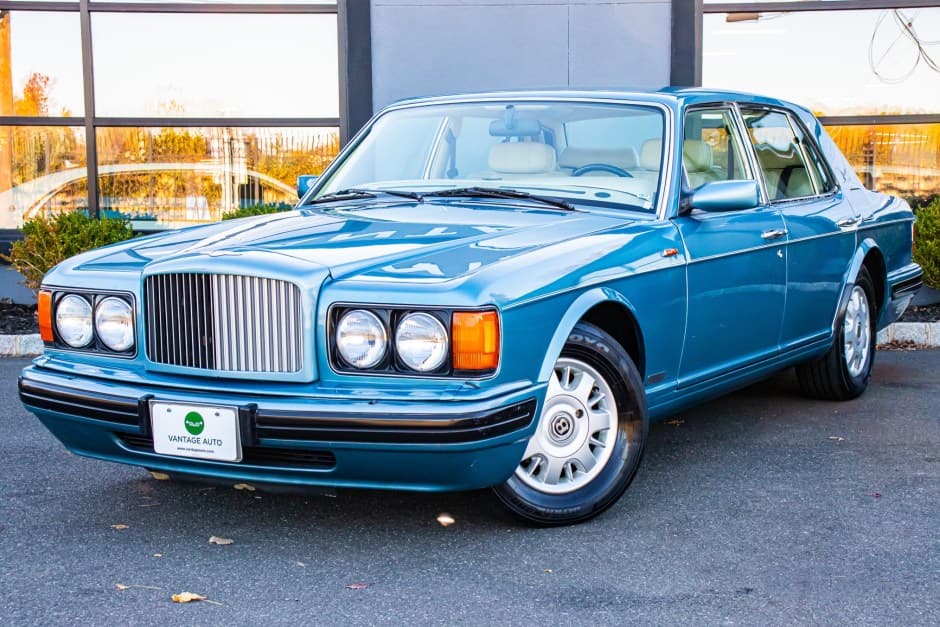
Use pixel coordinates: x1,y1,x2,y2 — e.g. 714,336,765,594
1,352,938,626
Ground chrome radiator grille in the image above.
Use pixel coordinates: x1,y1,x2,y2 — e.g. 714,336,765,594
145,273,303,373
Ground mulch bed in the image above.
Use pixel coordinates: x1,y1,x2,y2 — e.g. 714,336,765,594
899,303,940,323
0,302,38,334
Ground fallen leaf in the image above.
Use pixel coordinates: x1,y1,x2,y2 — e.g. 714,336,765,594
172,592,207,604
233,483,255,491
149,471,170,480
436,513,456,527
345,583,371,590
111,524,129,530
665,419,684,427
828,436,845,441
208,536,234,546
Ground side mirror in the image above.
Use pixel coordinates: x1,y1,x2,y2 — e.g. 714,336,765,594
297,175,318,199
690,180,760,212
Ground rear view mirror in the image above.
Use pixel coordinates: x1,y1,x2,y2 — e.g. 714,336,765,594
297,175,318,198
690,180,760,212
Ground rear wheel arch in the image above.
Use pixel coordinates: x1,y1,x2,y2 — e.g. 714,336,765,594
861,248,887,314
836,240,886,333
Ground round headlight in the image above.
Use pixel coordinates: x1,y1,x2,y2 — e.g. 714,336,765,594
336,310,387,369
95,297,134,352
55,294,93,348
395,312,448,372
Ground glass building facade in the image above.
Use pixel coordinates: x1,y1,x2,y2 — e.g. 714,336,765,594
0,1,341,231
703,1,940,204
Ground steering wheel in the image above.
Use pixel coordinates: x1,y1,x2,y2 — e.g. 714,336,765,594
572,163,633,178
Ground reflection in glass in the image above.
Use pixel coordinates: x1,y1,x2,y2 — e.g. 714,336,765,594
92,12,338,118
0,126,87,229
1,11,84,117
95,127,339,229
703,8,940,116
826,124,940,199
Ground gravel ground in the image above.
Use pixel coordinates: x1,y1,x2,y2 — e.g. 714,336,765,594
1,352,938,625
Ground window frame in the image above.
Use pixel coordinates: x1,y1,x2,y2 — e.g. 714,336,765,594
737,103,840,204
681,103,756,193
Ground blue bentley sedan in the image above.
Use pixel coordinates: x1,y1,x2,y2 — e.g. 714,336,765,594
20,89,923,525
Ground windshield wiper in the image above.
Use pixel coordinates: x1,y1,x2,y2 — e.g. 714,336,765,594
420,186,575,211
305,188,424,205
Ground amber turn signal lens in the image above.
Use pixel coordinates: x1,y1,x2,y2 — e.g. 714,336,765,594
452,311,499,371
37,290,54,342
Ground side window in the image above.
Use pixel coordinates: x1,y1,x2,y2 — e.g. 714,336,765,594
682,108,750,189
741,108,816,201
789,115,836,194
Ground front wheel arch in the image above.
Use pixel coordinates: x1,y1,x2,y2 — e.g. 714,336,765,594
536,288,645,383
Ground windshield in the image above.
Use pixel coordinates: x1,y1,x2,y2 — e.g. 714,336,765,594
315,101,667,213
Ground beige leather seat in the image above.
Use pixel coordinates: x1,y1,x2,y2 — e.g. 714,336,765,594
754,146,814,200
487,142,558,176
558,147,639,175
682,139,722,189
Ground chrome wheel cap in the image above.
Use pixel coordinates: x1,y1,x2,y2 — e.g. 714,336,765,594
843,285,871,379
516,357,617,494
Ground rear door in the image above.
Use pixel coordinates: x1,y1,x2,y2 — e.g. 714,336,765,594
673,105,788,387
739,106,857,350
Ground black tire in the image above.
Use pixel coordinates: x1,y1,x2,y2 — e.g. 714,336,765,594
493,322,648,526
796,267,877,401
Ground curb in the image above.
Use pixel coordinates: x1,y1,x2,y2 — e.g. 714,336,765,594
0,333,43,357
2,323,939,358
876,322,940,347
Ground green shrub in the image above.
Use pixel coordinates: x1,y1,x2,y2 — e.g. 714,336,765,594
914,197,940,289
221,204,291,221
3,212,134,290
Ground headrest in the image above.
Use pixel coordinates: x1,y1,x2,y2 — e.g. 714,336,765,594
640,139,663,170
755,145,803,170
489,118,541,138
682,140,714,172
488,142,557,174
558,147,639,170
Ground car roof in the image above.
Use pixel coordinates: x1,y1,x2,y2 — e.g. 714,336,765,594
387,88,809,116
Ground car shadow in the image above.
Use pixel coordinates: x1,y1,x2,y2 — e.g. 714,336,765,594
52,366,855,538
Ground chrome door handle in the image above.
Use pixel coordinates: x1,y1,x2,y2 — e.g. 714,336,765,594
837,217,861,228
761,228,788,240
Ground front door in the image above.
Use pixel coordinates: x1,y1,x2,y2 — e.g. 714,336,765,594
674,106,788,387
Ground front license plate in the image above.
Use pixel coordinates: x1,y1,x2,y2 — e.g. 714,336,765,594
151,401,242,462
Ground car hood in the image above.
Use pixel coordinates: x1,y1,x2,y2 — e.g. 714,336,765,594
66,200,630,282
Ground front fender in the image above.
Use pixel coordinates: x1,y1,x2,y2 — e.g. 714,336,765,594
536,287,642,382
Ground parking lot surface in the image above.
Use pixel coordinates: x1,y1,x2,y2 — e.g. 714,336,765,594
1,352,938,625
